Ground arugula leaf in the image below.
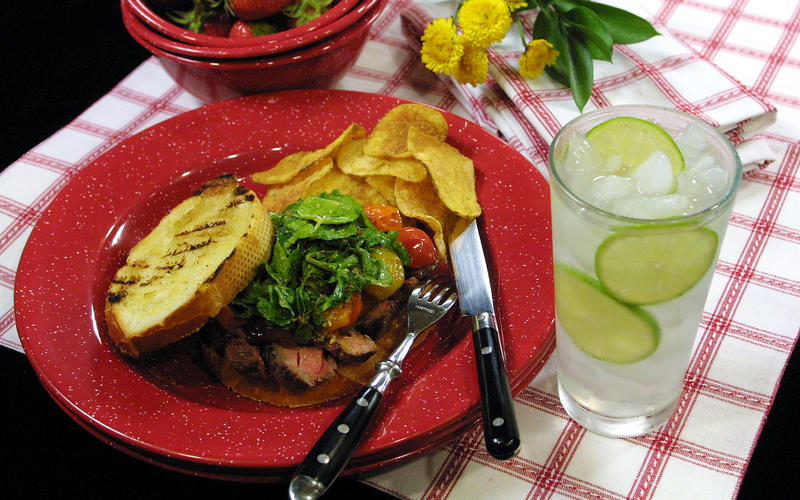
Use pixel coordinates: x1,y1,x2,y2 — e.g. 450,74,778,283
231,191,409,344
293,195,360,225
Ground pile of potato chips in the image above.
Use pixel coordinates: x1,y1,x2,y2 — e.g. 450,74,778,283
251,104,482,263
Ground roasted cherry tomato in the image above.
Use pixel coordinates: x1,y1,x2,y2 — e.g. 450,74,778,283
323,293,363,332
365,248,405,300
397,227,438,268
363,204,404,232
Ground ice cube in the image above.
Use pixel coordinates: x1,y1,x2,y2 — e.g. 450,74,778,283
589,175,636,209
676,164,730,209
697,165,729,192
560,131,605,198
632,151,675,196
603,154,624,175
610,195,647,218
612,194,690,219
676,122,708,164
675,168,703,198
687,154,716,171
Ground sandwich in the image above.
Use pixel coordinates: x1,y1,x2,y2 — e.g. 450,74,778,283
197,190,440,407
105,174,274,357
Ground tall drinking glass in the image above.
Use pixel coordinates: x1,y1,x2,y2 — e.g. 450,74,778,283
549,105,741,437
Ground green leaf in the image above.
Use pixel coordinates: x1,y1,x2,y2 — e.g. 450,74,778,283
574,1,660,44
563,7,614,62
561,27,594,111
293,192,360,224
231,191,408,343
533,8,570,84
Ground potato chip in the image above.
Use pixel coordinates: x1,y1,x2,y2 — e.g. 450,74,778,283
395,177,451,263
365,175,397,206
363,103,449,159
337,138,427,182
407,126,481,218
304,168,389,207
252,123,366,185
261,157,334,212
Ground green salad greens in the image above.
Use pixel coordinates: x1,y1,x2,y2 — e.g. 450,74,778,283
231,191,409,344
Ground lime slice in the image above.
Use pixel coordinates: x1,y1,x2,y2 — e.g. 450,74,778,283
554,264,659,364
586,116,685,175
595,227,718,305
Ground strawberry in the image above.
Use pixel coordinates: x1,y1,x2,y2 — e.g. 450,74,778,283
224,0,295,21
228,20,280,38
202,16,234,36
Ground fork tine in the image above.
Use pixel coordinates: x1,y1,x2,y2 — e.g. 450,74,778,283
419,279,444,299
430,285,453,304
418,277,451,299
407,279,458,335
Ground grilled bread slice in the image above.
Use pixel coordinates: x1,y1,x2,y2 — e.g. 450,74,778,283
105,175,274,356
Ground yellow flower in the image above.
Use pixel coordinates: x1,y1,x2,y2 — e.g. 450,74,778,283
420,17,465,74
453,42,489,86
518,38,559,79
505,0,528,11
458,0,513,49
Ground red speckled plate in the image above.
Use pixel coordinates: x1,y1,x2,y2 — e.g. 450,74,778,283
15,90,554,480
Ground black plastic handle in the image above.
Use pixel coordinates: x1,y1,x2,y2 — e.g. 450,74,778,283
291,386,382,498
472,325,521,460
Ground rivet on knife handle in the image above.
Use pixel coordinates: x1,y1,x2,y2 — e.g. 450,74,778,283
471,312,520,460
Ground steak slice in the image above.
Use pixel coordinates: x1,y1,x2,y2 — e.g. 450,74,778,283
264,344,338,388
224,337,268,378
324,330,377,363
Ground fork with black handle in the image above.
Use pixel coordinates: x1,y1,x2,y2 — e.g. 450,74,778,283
289,280,458,500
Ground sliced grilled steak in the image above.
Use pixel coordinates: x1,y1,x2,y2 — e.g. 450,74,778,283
224,337,268,378
324,330,377,363
354,297,402,339
264,344,338,388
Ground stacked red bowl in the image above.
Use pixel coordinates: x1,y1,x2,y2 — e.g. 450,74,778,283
121,0,387,101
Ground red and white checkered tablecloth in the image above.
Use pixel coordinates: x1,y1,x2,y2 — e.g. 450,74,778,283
1,0,798,498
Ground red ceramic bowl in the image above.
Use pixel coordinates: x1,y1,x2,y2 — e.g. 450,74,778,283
124,0,380,59
125,0,360,48
122,0,387,102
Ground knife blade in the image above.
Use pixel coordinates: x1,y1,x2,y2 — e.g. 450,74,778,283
450,219,520,460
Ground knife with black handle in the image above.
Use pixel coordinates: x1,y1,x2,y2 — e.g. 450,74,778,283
450,219,520,460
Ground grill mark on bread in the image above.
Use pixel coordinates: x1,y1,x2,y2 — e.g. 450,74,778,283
107,291,125,303
158,260,184,271
112,277,138,285
175,220,226,236
226,195,255,209
165,238,213,256
138,274,165,287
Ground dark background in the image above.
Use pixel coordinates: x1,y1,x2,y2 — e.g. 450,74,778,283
1,1,797,498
